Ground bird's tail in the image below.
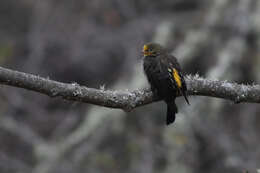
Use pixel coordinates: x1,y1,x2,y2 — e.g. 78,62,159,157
166,101,178,125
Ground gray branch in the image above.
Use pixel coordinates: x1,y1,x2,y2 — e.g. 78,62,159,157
0,66,259,110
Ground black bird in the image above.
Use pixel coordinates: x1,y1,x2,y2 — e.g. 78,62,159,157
142,43,189,125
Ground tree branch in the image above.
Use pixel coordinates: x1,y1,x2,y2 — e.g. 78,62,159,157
0,66,259,110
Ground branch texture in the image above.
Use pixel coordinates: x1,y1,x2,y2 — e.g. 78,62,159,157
0,66,259,110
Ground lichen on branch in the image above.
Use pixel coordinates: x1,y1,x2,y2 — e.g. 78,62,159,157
0,66,259,111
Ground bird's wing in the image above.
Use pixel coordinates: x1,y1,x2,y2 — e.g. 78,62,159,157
165,55,190,105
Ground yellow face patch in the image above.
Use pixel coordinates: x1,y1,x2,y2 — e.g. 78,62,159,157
143,45,148,51
173,68,182,88
143,45,149,56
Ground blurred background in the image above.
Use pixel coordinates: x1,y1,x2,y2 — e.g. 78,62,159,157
0,0,260,173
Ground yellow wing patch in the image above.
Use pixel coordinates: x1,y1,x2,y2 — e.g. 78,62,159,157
172,68,182,88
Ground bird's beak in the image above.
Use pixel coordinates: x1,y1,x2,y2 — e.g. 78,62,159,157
143,51,148,56
140,51,145,59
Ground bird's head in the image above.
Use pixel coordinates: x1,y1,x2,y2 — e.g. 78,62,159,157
142,43,165,57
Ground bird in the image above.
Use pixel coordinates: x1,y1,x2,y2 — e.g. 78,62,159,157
142,42,189,125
